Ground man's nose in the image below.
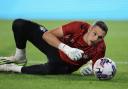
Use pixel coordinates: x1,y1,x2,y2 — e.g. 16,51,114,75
94,36,98,41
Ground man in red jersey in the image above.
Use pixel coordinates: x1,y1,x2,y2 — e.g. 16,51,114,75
0,19,107,75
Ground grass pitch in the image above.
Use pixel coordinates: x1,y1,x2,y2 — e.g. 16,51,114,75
0,19,128,89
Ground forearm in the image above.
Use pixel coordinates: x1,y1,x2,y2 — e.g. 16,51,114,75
42,31,62,48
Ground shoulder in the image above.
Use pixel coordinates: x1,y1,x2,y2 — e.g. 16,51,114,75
62,21,90,30
97,40,106,50
67,21,90,26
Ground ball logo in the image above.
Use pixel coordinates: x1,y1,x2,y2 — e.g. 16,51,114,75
82,54,89,60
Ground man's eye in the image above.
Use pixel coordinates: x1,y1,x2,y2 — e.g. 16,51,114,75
93,32,96,36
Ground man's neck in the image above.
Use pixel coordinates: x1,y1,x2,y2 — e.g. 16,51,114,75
83,33,88,44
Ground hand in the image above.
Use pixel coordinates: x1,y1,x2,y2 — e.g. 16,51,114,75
80,60,93,75
58,43,84,61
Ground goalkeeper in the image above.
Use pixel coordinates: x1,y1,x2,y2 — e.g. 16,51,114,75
0,19,108,75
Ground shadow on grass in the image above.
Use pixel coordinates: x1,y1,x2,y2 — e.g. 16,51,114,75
0,72,96,81
0,70,127,83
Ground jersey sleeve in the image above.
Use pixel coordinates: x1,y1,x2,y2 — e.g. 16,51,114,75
92,41,106,66
62,21,90,36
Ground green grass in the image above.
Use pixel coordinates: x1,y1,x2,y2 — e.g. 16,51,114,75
0,19,128,89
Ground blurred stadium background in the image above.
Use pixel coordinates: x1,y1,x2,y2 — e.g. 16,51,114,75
0,0,128,89
0,0,128,20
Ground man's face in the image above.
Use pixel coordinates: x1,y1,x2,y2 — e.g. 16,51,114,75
85,25,106,46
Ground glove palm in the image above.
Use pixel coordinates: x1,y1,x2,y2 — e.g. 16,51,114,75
58,43,84,61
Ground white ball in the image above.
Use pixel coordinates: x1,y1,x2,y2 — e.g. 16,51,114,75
93,57,117,80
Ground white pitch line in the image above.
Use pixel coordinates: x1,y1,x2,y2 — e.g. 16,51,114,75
116,61,128,64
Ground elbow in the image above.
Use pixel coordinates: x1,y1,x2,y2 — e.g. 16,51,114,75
42,31,50,40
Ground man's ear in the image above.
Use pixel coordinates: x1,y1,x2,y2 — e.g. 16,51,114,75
88,26,93,32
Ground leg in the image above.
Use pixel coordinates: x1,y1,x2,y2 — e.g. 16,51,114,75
12,19,58,55
13,18,61,61
0,62,73,75
0,19,57,64
21,63,53,74
21,59,81,75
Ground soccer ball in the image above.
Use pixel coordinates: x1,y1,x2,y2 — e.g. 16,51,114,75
93,57,117,80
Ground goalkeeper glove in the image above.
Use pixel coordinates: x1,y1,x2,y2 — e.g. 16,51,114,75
80,60,93,75
58,43,84,61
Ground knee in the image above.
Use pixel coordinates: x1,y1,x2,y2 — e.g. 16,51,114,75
12,19,25,31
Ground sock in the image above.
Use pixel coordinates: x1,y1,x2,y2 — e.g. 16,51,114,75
0,64,23,73
14,48,26,60
10,64,23,73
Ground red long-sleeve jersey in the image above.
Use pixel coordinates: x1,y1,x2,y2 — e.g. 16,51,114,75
58,21,106,67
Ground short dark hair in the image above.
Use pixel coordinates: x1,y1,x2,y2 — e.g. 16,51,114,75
94,21,108,33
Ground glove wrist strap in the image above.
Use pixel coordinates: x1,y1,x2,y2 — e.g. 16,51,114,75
58,43,65,49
